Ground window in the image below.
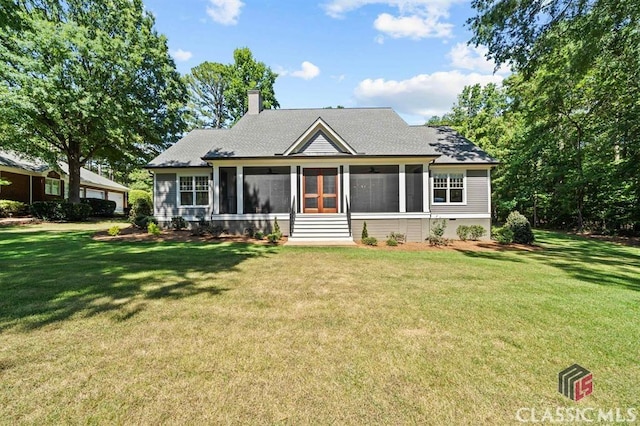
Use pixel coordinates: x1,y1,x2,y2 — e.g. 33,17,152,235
243,167,290,213
45,178,61,196
350,165,399,212
179,175,209,206
405,164,423,212
433,172,465,203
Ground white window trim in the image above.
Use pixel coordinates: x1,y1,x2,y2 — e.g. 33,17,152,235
177,174,211,207
430,170,467,206
45,177,61,196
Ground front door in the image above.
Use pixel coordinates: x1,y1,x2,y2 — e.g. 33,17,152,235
303,168,338,213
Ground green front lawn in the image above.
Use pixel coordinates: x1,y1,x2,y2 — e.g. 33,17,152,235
0,224,638,424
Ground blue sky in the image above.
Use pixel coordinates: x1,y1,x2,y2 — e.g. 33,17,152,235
144,0,506,124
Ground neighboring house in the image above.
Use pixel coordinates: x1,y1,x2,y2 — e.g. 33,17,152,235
147,90,498,242
0,150,129,213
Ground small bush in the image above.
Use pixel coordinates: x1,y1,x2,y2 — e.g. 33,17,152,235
243,227,255,238
30,200,92,221
361,221,369,239
0,200,27,217
129,197,153,223
147,222,161,235
254,230,264,240
386,238,398,246
362,236,377,246
469,225,486,241
505,211,535,244
134,215,157,229
388,232,405,244
80,197,116,217
273,217,281,234
128,190,152,207
493,226,514,244
428,219,450,246
171,216,188,230
456,225,470,241
266,233,281,244
108,225,121,236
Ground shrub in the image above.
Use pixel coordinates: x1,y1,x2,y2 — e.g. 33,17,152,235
273,217,281,234
362,236,377,246
171,216,188,230
128,189,152,207
134,215,157,229
129,197,153,222
386,238,398,246
493,226,514,244
266,232,281,244
243,227,255,238
505,211,535,244
361,221,369,239
30,200,91,221
0,200,27,217
456,225,470,241
108,225,121,236
427,219,450,246
254,230,264,240
469,225,487,241
80,197,116,217
388,232,405,244
147,222,161,235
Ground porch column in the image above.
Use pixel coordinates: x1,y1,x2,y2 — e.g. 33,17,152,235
29,175,33,204
423,163,430,212
290,165,297,213
399,164,406,213
343,164,350,213
212,165,219,215
236,166,244,214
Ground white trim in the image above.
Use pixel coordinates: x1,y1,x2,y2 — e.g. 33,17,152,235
212,166,219,214
283,118,357,156
162,212,490,221
399,164,406,213
29,175,33,204
487,169,492,214
343,164,350,212
44,177,62,196
351,212,432,219
206,213,290,221
430,169,467,206
423,163,430,213
430,213,491,219
430,164,494,171
176,174,211,208
290,165,297,213
153,172,157,216
205,157,439,167
236,166,244,214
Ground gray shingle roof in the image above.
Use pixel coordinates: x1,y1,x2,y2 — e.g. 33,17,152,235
147,108,497,167
0,150,129,192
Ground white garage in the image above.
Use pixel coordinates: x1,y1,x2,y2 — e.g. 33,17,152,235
108,192,125,213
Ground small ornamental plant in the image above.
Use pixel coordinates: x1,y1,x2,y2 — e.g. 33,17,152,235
361,221,369,239
108,225,121,236
147,222,161,236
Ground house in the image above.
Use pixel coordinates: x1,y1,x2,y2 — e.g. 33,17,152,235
147,90,497,242
0,150,129,213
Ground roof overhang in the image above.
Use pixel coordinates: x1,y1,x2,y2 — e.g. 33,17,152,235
282,117,357,156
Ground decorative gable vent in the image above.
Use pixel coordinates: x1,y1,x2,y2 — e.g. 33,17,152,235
283,117,356,156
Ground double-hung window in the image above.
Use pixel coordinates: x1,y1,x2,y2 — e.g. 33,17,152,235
433,172,465,204
45,178,61,196
179,176,209,206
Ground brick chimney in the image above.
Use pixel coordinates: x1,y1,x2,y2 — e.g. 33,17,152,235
247,89,263,115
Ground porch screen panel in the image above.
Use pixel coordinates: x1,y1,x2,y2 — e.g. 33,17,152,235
350,165,399,212
219,167,237,214
243,167,290,213
405,164,423,212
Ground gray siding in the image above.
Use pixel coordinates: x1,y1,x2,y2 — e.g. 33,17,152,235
352,217,491,242
155,173,177,217
430,169,489,214
211,219,289,236
298,131,342,155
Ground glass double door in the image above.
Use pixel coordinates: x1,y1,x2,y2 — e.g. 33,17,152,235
303,168,338,213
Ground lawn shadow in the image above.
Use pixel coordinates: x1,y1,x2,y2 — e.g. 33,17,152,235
456,231,640,292
0,230,277,332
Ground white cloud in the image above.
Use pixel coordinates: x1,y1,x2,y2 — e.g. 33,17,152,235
322,0,462,39
374,12,452,39
448,43,509,74
279,61,321,80
171,49,193,62
374,34,385,44
331,74,346,82
207,0,244,25
353,71,504,119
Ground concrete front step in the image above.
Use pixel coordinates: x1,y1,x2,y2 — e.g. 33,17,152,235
286,236,356,246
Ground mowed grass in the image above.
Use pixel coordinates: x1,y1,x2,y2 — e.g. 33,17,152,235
0,224,638,424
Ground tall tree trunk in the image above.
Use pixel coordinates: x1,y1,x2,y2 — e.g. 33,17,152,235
67,153,82,203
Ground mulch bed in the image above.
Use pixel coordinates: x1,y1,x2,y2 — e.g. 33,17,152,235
92,227,281,244
356,239,542,252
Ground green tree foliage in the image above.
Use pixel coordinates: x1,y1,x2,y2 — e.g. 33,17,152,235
184,61,230,129
127,169,153,192
0,0,187,203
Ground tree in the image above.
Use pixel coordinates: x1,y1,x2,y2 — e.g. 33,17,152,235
184,61,230,129
225,47,279,124
0,0,187,203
